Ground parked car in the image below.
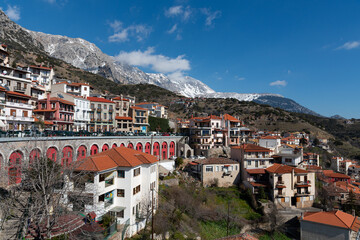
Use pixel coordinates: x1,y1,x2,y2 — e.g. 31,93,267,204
169,155,177,160
24,129,41,137
7,130,25,137
0,130,6,137
197,155,206,160
189,155,197,160
79,130,91,136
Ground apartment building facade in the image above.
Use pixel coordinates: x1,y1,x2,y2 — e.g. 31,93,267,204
87,97,115,132
4,91,34,130
129,106,149,133
52,81,92,98
135,102,168,119
27,65,54,91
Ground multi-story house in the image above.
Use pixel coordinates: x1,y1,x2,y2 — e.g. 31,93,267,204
0,44,9,65
115,116,133,133
302,152,320,166
273,144,303,167
222,114,243,147
188,158,240,187
0,86,6,129
27,65,54,91
189,115,223,156
135,102,168,119
231,143,273,181
51,92,90,131
259,136,281,155
87,97,115,132
68,147,159,238
267,163,315,208
52,81,92,98
4,90,34,130
348,165,360,179
34,94,75,130
129,106,149,133
320,170,351,184
0,64,32,96
113,95,133,118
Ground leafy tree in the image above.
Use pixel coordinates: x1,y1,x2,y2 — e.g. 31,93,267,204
258,187,267,200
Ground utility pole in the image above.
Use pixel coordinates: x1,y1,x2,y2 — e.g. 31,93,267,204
151,188,154,240
226,200,230,236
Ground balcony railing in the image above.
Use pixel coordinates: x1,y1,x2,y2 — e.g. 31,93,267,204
277,180,284,185
295,180,311,185
108,109,113,113
96,108,102,112
14,86,26,92
105,178,114,188
295,191,310,196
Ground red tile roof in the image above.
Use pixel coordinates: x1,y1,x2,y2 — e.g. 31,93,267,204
131,106,147,111
112,96,129,101
232,143,271,152
39,97,75,106
246,169,266,174
261,135,280,139
87,97,115,103
115,116,132,121
75,147,158,172
266,163,308,174
302,210,360,231
323,170,351,179
223,114,241,122
6,91,31,98
29,65,52,70
0,86,6,92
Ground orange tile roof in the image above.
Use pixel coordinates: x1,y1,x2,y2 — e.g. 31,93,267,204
131,106,147,111
87,97,115,103
112,96,129,101
232,143,271,152
136,102,157,105
29,65,52,70
266,163,308,174
223,114,241,122
39,97,75,106
261,135,280,139
6,91,31,98
0,86,6,92
246,169,266,174
323,170,351,179
302,210,360,231
75,146,158,172
115,116,132,121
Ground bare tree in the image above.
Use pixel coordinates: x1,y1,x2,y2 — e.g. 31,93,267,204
0,140,97,239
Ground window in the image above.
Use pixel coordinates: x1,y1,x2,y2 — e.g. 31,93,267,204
104,113,107,119
247,161,251,166
104,104,107,109
134,168,141,177
285,158,292,163
133,185,141,195
205,166,213,172
150,181,156,190
118,170,125,178
150,165,156,173
99,173,105,182
10,109,16,117
260,160,265,165
116,210,124,218
216,166,219,172
117,189,125,197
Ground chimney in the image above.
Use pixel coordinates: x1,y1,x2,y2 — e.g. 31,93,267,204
47,93,51,110
352,209,356,216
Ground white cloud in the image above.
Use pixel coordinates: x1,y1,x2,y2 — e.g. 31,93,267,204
201,8,221,26
270,80,287,87
114,47,190,73
167,24,177,34
236,76,246,81
165,5,192,21
5,5,20,21
337,41,360,50
108,20,152,42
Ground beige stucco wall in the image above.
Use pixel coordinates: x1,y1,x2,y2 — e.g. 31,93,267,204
201,163,240,187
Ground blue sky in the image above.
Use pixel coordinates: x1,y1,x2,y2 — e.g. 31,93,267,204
1,0,360,118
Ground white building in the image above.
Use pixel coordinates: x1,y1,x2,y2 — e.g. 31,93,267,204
27,65,54,91
4,91,34,130
275,144,303,167
52,81,92,98
259,136,281,155
135,102,168,119
68,147,159,238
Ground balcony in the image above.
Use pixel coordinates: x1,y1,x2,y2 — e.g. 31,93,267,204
96,108,102,112
277,180,284,185
276,193,285,197
108,109,113,113
105,178,114,188
6,116,35,122
295,180,311,186
14,86,26,93
295,191,310,196
6,101,33,109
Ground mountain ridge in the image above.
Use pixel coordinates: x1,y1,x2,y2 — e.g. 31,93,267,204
0,9,320,116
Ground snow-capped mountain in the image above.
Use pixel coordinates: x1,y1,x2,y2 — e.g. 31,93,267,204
0,9,320,115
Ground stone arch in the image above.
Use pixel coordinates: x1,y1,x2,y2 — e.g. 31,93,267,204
77,145,87,161
136,142,143,152
153,142,160,159
102,144,109,152
29,148,41,164
47,146,58,162
169,141,176,158
128,142,134,149
145,142,151,154
120,143,125,147
162,142,168,160
112,143,117,149
9,150,23,184
62,146,73,166
90,144,99,156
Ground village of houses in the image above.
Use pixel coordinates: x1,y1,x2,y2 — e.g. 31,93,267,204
1,43,360,240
